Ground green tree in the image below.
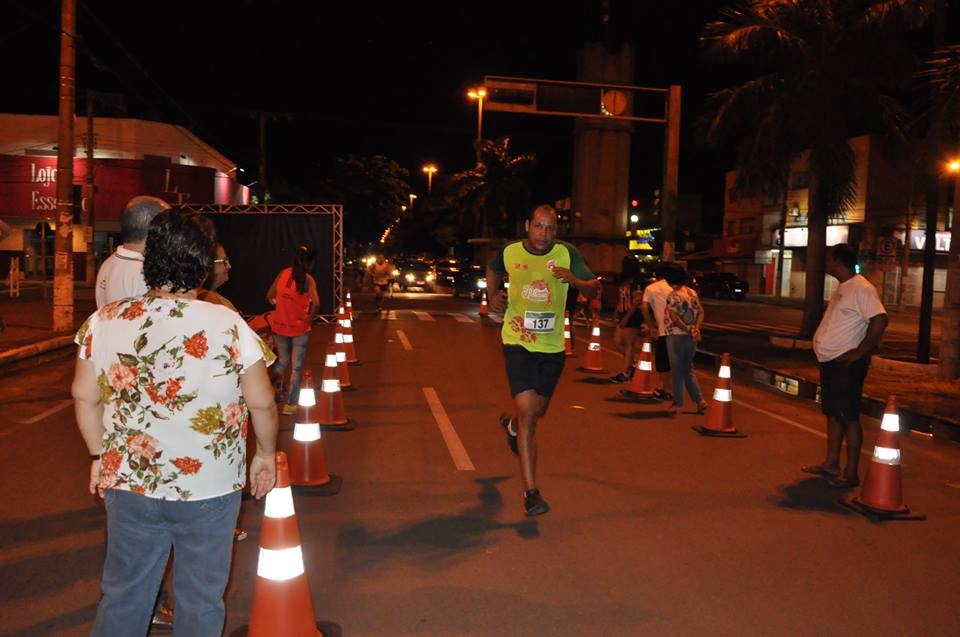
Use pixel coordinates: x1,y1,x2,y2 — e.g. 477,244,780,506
700,0,930,337
316,155,412,245
450,136,536,239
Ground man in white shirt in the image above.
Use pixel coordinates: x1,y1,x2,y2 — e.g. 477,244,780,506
95,195,169,309
641,271,674,401
802,243,888,488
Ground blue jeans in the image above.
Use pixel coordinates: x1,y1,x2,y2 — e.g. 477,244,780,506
666,334,703,408
91,490,241,637
274,332,310,406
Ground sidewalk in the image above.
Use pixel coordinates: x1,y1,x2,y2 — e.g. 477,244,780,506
3,285,958,442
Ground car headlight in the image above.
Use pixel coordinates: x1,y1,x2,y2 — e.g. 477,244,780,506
392,269,399,277
426,274,435,281
405,273,415,282
477,280,487,289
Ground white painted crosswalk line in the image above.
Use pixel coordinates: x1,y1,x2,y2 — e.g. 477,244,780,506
414,311,435,321
380,310,397,320
448,312,474,323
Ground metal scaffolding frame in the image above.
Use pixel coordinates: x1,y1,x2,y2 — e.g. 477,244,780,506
180,203,343,322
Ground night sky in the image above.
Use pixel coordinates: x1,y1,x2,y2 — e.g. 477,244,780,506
2,0,737,230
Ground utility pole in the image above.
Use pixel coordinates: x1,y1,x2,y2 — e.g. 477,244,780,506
53,0,76,332
259,111,268,199
84,89,96,285
661,85,681,263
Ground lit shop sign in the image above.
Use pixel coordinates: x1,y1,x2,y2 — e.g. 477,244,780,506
908,230,951,252
628,228,656,251
776,225,849,247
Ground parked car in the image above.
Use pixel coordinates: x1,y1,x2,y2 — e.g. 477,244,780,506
696,271,748,300
452,264,487,300
434,257,462,287
398,260,437,292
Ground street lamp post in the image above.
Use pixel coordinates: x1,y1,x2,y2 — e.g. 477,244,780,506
422,164,437,194
467,87,487,143
409,193,417,209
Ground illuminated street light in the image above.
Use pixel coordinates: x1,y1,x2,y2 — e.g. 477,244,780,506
467,86,487,143
409,193,417,208
422,164,438,194
948,159,960,173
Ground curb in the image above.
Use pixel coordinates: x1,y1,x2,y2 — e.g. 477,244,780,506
0,335,76,368
695,347,960,445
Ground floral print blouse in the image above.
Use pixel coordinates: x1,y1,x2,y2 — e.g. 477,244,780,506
664,285,703,336
75,296,276,501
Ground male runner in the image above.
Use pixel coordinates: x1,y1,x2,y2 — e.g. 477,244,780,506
487,204,599,516
369,253,395,311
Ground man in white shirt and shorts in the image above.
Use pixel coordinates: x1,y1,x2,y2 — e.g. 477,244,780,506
641,270,674,401
802,243,887,488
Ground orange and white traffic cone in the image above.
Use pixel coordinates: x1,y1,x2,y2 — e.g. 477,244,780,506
692,353,747,438
333,332,355,391
317,342,354,431
479,289,489,316
288,370,342,496
345,290,354,320
337,306,359,364
244,451,331,637
576,317,606,373
621,338,656,399
563,310,574,357
842,396,925,520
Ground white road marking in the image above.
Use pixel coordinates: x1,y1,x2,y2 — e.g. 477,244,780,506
17,399,74,424
422,387,475,471
448,312,474,323
379,310,398,320
397,329,413,350
414,311,435,322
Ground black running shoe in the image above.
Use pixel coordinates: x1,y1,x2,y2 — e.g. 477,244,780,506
524,489,550,516
608,372,631,384
499,413,519,456
653,388,673,402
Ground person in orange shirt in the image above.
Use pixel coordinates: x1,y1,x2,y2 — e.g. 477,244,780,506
267,246,320,415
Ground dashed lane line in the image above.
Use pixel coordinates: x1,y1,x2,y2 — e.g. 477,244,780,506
396,329,413,350
414,311,435,321
422,387,475,471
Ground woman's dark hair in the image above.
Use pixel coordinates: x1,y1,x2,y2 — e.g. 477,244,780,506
143,210,216,292
291,245,316,294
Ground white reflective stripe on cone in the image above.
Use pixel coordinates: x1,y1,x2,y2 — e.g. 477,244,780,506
298,388,316,407
591,328,600,336
336,350,346,363
642,343,652,352
264,486,295,518
293,423,321,442
335,332,344,344
343,320,352,329
564,331,571,338
344,335,354,343
713,388,732,402
640,361,652,371
322,379,340,393
873,446,901,465
719,365,731,379
881,413,900,432
588,343,600,351
325,355,338,367
257,546,306,580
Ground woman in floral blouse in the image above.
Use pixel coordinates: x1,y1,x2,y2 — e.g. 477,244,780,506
663,268,708,416
73,209,279,636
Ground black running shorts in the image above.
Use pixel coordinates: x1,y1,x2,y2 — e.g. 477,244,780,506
654,336,671,372
502,345,566,398
819,356,870,423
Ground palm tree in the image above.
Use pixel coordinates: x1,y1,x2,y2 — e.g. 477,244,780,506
700,0,931,337
919,43,960,378
450,136,535,239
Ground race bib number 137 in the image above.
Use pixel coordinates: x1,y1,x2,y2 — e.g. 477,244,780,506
523,311,556,333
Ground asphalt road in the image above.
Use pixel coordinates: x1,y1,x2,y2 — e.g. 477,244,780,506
2,290,958,636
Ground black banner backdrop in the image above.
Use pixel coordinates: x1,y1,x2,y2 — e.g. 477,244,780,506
197,210,339,317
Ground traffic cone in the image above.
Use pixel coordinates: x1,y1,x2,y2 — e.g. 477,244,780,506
333,332,356,391
345,290,354,320
317,342,354,431
288,370,342,496
621,338,656,400
563,310,574,357
692,353,747,438
576,318,606,373
337,306,359,364
842,396,925,520
244,451,330,637
479,289,489,316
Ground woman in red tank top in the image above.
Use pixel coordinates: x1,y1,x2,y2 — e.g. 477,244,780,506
266,246,320,415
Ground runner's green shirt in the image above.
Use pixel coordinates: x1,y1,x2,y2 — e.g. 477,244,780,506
489,240,594,353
